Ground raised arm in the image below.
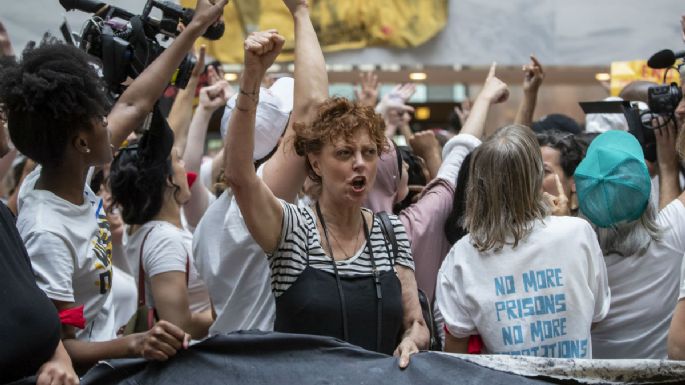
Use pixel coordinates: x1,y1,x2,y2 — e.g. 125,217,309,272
463,63,509,139
182,81,231,228
408,131,441,180
167,45,206,156
108,0,227,149
433,64,507,186
262,0,329,203
223,31,286,253
355,71,379,108
514,55,544,128
378,84,416,140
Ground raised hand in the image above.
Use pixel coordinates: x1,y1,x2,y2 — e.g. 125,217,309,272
409,130,439,161
199,80,233,111
243,30,286,79
190,0,229,34
522,55,544,93
282,0,309,14
389,83,417,103
355,72,379,107
481,62,509,104
384,102,414,126
544,174,570,216
191,45,206,79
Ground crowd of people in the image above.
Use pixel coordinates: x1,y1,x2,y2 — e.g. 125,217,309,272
2,0,685,383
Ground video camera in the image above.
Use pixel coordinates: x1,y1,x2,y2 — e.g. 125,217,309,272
579,49,683,162
60,0,225,94
646,48,684,118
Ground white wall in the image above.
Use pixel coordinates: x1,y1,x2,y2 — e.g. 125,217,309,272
2,0,683,66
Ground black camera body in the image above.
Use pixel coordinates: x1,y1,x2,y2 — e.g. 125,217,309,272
648,82,683,115
60,0,224,93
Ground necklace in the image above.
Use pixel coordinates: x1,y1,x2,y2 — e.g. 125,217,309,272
326,217,363,260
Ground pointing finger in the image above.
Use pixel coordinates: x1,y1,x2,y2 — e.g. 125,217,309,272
530,55,543,71
487,62,497,79
554,173,567,200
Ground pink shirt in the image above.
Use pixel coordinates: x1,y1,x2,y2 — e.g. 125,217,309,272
399,134,481,301
399,178,454,301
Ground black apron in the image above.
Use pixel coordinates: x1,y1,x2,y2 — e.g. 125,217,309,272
274,204,403,355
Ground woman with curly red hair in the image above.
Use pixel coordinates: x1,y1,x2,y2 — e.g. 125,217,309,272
223,28,428,368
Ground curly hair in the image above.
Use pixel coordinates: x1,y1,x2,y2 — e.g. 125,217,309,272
293,97,388,183
0,35,109,166
536,130,585,178
108,143,178,225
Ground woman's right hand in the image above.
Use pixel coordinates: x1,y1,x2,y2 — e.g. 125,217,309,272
480,62,509,105
129,320,190,361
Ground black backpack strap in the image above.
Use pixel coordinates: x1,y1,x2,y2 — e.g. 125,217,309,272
377,211,397,265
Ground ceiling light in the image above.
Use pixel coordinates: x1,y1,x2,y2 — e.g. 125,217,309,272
595,73,611,82
415,106,430,120
409,72,427,81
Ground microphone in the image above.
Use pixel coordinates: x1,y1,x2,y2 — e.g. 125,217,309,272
59,0,108,13
647,49,685,69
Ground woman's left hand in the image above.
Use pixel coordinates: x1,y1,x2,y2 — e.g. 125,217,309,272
394,336,420,369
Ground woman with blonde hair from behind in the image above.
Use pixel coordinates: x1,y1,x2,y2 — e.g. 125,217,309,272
436,124,610,358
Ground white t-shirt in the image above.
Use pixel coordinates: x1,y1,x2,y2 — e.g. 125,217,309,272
126,221,211,313
592,199,685,359
110,264,137,332
436,216,610,358
193,165,275,334
17,168,117,341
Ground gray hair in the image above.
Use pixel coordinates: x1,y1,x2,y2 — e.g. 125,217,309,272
593,202,661,256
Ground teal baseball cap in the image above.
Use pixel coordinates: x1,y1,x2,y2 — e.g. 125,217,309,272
574,130,651,228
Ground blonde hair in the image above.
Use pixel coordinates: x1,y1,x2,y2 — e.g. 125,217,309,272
465,125,549,251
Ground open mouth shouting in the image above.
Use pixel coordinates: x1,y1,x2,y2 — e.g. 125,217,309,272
350,176,367,193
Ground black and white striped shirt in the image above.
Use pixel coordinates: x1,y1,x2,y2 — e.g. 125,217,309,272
268,201,414,297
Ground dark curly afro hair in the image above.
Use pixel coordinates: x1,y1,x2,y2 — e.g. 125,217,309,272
0,35,109,166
